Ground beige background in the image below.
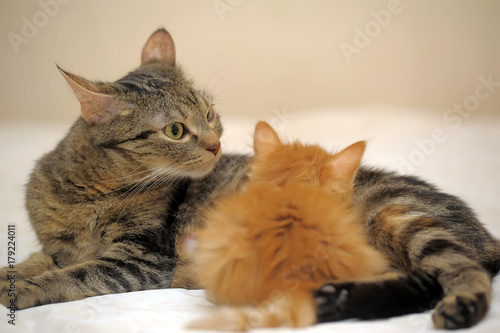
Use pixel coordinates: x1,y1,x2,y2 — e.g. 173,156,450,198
1,0,499,123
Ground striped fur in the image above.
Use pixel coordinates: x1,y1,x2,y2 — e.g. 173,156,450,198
315,168,500,329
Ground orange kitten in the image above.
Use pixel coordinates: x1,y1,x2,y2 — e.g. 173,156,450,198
188,122,388,331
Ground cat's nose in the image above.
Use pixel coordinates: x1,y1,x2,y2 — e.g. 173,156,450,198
206,142,221,156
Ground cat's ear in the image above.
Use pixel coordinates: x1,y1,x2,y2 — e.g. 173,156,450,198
253,121,282,155
330,141,366,187
58,66,134,124
141,28,176,66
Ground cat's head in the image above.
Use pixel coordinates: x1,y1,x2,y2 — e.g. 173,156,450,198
250,121,365,194
58,29,222,178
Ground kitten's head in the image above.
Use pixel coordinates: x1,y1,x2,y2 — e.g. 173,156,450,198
250,122,365,194
58,29,222,178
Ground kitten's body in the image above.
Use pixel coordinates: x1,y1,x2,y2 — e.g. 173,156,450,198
189,123,388,331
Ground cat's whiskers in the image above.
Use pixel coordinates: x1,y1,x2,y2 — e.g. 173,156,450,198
113,175,162,224
113,164,185,223
103,167,171,195
201,53,229,91
135,166,174,197
147,169,185,198
205,72,226,96
105,169,154,185
119,167,168,197
203,68,235,107
104,166,165,188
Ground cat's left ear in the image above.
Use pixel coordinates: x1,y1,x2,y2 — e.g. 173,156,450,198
253,121,282,156
58,66,134,124
330,141,366,187
141,28,176,66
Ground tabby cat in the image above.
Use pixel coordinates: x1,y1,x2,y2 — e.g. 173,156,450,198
188,122,390,331
0,28,249,309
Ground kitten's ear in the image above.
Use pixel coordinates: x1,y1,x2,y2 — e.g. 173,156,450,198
58,65,134,124
330,141,366,187
253,121,282,155
141,28,176,66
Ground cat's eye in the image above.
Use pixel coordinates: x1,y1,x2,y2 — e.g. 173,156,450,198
206,109,215,122
163,123,184,140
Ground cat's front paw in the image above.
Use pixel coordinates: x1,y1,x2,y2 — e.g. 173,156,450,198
314,283,351,322
0,271,17,308
432,292,488,329
0,279,40,309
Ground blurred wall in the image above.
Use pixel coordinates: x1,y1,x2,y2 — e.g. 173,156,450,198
1,0,499,123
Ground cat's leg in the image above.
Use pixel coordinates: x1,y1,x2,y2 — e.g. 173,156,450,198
315,262,492,329
400,216,494,329
0,242,175,309
0,252,58,307
419,245,493,329
315,270,442,322
314,214,495,329
171,259,200,289
0,252,58,280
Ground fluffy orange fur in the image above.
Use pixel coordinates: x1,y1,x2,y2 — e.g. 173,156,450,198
188,122,388,331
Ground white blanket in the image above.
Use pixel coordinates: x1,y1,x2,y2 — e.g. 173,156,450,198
1,108,499,333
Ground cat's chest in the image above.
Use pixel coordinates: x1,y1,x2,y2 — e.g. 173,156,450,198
87,188,171,235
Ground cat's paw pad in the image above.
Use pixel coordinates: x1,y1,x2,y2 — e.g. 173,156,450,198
0,284,12,308
314,283,350,322
0,280,39,309
432,292,488,329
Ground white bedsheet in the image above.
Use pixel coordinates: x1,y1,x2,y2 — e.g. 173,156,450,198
1,108,499,333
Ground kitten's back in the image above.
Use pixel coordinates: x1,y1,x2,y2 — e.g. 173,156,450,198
195,183,387,307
